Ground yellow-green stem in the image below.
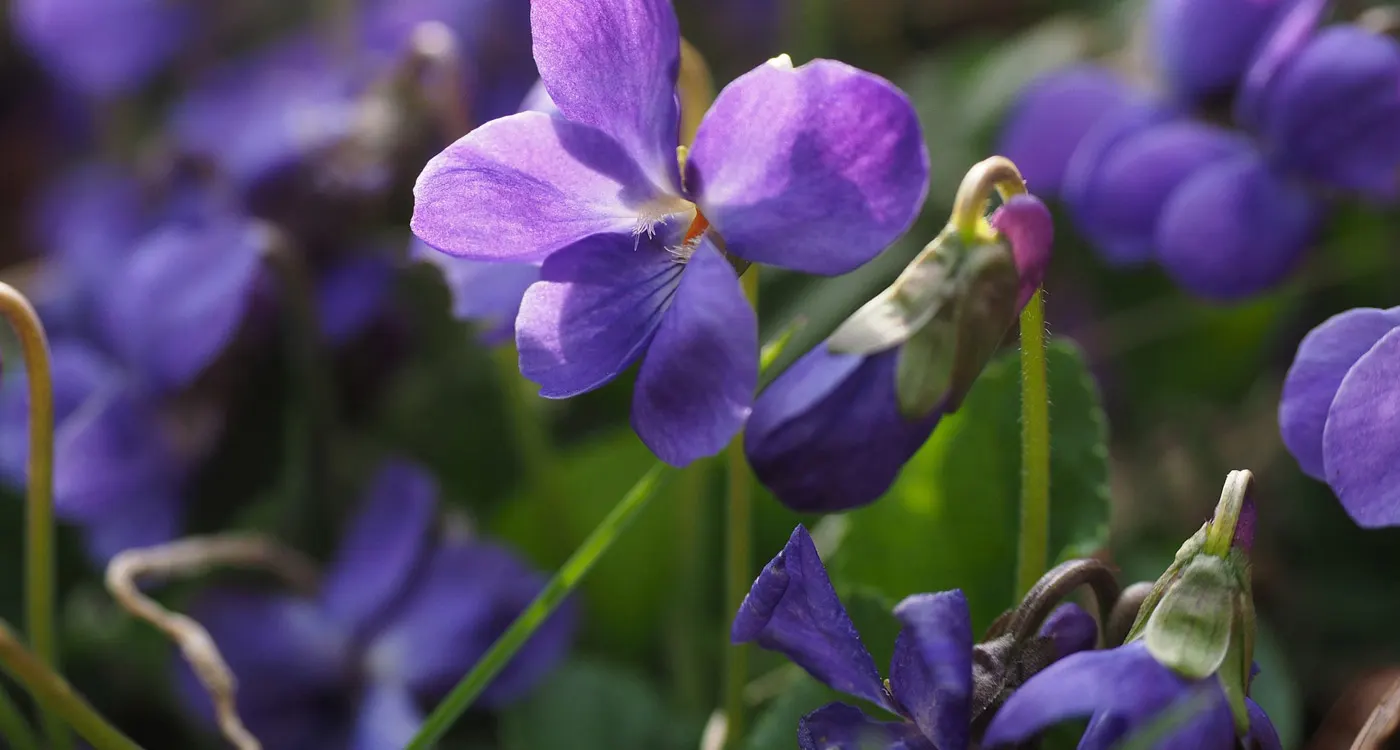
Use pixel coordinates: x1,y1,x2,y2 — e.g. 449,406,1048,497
0,681,41,750
669,462,708,715
723,267,760,749
0,620,142,750
0,283,68,750
1015,291,1051,598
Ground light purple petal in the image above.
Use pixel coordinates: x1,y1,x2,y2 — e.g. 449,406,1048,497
368,540,576,707
889,591,973,750
52,386,178,521
1149,0,1295,102
411,238,540,347
1069,120,1249,266
530,0,681,193
12,0,191,98
412,112,672,262
798,703,934,750
101,216,266,389
1256,26,1400,199
317,255,395,345
997,66,1140,195
989,194,1054,309
319,460,437,638
632,241,756,466
37,166,146,291
350,683,423,750
1323,328,1400,528
1279,307,1400,480
1246,699,1282,750
0,340,119,482
688,58,928,275
731,526,892,710
1235,0,1329,129
517,232,683,397
1155,151,1321,300
1038,603,1099,658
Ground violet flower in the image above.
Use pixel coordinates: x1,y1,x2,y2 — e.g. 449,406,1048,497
745,195,1052,512
11,0,191,98
1150,0,1298,104
733,526,1096,750
178,460,576,750
412,0,928,465
1279,306,1400,527
983,641,1281,750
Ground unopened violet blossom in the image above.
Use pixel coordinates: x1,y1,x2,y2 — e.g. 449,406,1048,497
1279,307,1400,527
733,526,1097,750
177,460,576,750
412,0,928,465
745,195,1051,512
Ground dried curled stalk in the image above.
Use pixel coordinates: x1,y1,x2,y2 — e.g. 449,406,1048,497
104,535,319,750
1352,676,1400,750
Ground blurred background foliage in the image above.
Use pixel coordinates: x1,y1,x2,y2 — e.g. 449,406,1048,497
0,0,1398,748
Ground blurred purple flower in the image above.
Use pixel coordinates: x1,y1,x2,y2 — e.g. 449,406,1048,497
1150,0,1298,103
316,254,398,345
412,0,928,465
10,0,191,98
734,526,1096,750
984,641,1281,750
745,195,1052,511
1279,306,1400,527
177,460,575,750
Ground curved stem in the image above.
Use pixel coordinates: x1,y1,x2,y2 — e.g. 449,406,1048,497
0,620,142,750
723,267,760,749
406,464,673,750
1006,558,1122,646
0,683,41,750
0,283,68,750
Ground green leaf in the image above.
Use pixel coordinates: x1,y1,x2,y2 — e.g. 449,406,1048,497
499,660,697,750
833,341,1110,631
1144,556,1234,680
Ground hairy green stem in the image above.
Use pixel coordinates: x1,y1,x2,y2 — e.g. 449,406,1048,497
1015,290,1051,598
0,682,41,750
0,620,141,750
405,465,673,749
0,283,68,750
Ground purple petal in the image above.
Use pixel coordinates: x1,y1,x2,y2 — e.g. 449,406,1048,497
350,683,422,750
1071,120,1249,266
889,591,973,750
1278,307,1400,480
731,526,891,710
1149,0,1294,102
12,0,191,98
687,58,928,275
51,386,179,522
0,340,120,482
317,255,395,345
798,703,934,750
632,241,756,466
530,0,681,193
1246,699,1283,750
411,238,540,347
37,166,146,291
81,488,183,564
319,460,437,638
1038,603,1099,658
1322,328,1400,528
368,540,576,707
517,232,683,397
1155,152,1320,300
997,66,1140,195
1257,26,1400,199
989,194,1054,309
744,346,939,512
1235,0,1329,129
412,112,674,262
101,215,266,390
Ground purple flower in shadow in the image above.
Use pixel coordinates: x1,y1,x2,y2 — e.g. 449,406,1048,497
984,641,1281,750
1149,0,1300,104
733,527,1095,750
1279,306,1400,527
11,0,191,98
412,0,928,465
177,460,576,750
745,195,1052,511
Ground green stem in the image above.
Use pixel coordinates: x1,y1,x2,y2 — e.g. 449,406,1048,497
0,283,68,750
0,682,41,750
723,268,760,749
406,464,673,750
1015,290,1051,598
668,462,708,716
0,620,142,750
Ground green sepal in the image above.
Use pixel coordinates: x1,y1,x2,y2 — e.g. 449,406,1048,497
828,225,964,356
1217,592,1253,736
1144,555,1235,679
1124,524,1207,643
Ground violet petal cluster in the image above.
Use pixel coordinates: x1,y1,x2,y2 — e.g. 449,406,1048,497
1000,0,1400,301
177,460,576,750
412,0,929,466
1279,307,1400,527
744,194,1053,512
11,0,192,98
733,526,1095,750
